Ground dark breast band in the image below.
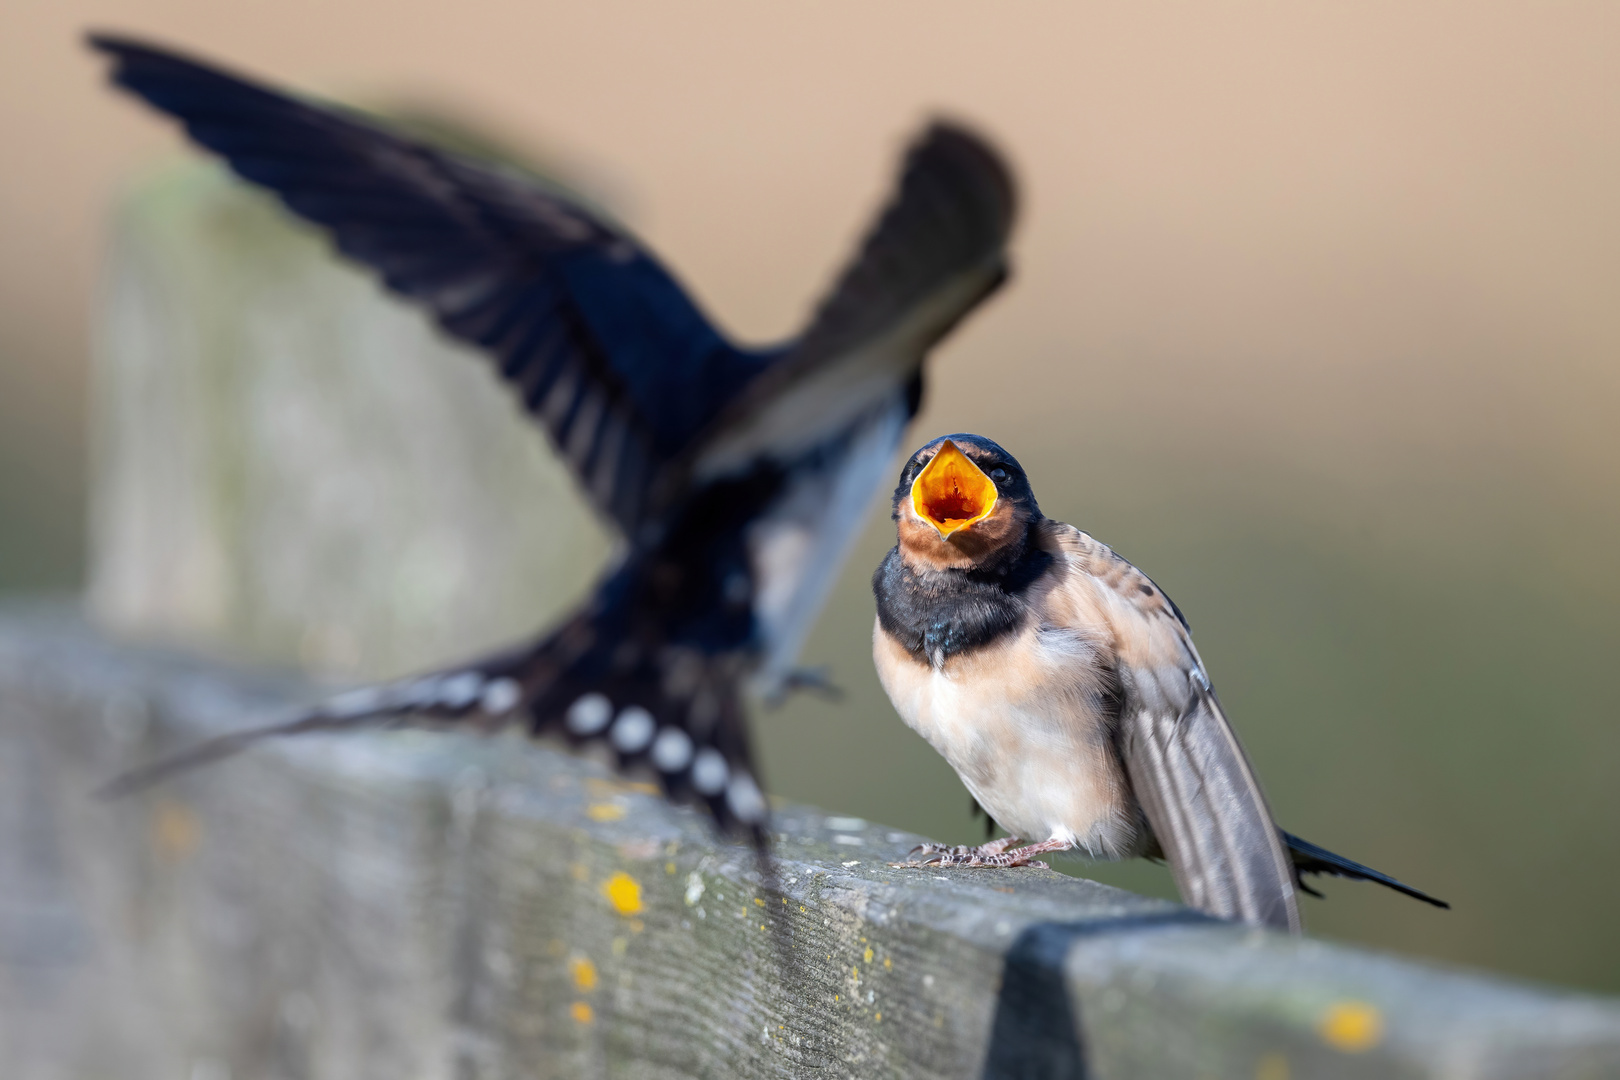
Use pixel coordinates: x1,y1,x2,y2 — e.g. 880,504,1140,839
872,544,1053,666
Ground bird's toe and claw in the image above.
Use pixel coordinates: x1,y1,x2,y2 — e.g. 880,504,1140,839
891,835,1068,870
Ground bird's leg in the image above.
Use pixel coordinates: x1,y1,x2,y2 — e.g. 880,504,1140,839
920,834,1023,857
894,836,1071,870
769,666,845,704
890,835,1025,868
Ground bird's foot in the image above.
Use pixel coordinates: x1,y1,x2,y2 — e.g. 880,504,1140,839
916,835,1025,858
891,835,1048,869
765,666,845,705
893,836,1071,870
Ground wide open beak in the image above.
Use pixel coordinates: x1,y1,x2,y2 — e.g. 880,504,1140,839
910,440,998,538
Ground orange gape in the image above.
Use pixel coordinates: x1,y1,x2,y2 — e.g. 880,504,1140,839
910,440,998,536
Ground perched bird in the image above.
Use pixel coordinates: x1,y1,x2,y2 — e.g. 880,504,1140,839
872,434,1448,930
89,35,1016,838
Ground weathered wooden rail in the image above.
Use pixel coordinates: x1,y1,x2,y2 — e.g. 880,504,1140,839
3,606,1620,1079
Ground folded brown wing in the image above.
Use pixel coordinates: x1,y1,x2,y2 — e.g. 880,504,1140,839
1049,522,1302,932
1119,675,1301,931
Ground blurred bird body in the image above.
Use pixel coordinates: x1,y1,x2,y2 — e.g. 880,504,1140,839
90,35,1016,837
874,435,1448,930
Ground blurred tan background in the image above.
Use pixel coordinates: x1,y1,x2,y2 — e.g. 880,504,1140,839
3,1,1617,993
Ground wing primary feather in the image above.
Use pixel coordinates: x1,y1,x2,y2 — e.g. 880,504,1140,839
88,32,769,539
683,121,1015,490
511,325,572,402
793,121,1015,361
1122,682,1302,932
441,279,548,347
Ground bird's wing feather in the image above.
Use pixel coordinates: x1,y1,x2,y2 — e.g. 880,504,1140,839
1045,522,1301,931
698,124,1016,690
90,33,765,536
689,123,1014,484
1122,680,1301,930
745,402,912,697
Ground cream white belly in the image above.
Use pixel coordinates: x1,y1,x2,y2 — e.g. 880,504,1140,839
873,616,1144,859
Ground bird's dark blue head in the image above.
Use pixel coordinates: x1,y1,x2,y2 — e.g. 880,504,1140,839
891,433,1041,571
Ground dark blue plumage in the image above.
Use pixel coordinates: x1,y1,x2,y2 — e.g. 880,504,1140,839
91,34,1017,837
92,34,769,535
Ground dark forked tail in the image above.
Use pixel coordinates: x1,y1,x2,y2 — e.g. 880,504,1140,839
1284,831,1450,909
99,604,772,839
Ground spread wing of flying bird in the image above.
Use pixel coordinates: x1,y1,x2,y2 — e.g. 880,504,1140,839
89,34,1017,837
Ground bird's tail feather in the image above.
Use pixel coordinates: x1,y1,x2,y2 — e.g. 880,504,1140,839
101,606,800,970
99,607,771,838
95,709,408,799
1283,831,1450,909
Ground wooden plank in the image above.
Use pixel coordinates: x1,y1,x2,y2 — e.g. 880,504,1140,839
3,608,1619,1080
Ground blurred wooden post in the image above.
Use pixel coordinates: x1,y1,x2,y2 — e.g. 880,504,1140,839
4,159,1618,1079
88,159,612,681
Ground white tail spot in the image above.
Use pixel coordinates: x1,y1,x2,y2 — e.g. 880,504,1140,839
726,772,766,823
610,706,655,753
480,678,522,714
438,672,484,708
566,693,612,735
651,727,694,773
691,748,729,796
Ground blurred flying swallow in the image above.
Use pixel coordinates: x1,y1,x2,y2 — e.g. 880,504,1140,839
89,35,1016,840
873,435,1448,930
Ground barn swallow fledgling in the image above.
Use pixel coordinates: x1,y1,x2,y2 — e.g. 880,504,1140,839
873,435,1447,930
90,36,1016,839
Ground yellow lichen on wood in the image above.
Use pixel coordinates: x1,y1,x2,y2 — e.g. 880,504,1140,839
603,872,643,915
1255,1052,1289,1080
1318,1001,1383,1052
150,798,201,862
586,777,657,797
568,955,598,991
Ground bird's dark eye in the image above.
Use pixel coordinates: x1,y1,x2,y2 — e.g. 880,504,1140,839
989,467,1009,483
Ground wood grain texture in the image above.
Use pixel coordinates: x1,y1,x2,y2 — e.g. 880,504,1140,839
3,608,1619,1080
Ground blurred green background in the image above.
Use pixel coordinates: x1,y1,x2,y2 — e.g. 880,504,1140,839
3,2,1616,994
